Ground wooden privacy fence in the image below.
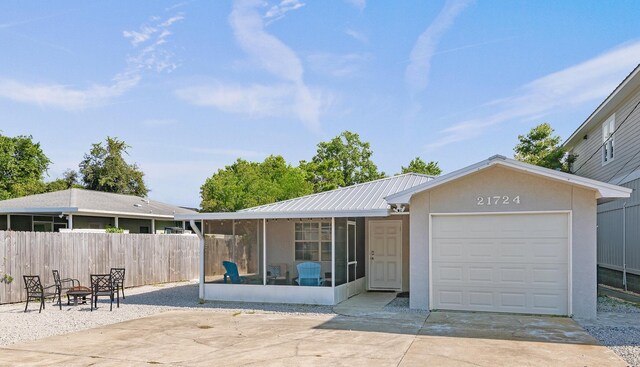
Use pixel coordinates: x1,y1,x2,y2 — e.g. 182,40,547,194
0,231,200,304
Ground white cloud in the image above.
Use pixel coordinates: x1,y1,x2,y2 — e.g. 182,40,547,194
0,13,184,110
306,52,371,78
264,0,305,24
426,41,640,151
176,82,326,125
405,0,473,94
0,74,140,110
345,0,366,11
178,0,324,131
345,28,368,43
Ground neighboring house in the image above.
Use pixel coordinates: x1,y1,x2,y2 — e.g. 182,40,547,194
0,188,197,234
563,64,640,293
176,156,630,319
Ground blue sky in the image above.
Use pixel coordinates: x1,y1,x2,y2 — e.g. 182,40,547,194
1,0,639,208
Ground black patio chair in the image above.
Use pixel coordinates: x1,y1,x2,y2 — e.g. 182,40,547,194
110,268,126,300
90,274,118,311
52,269,80,306
23,275,61,313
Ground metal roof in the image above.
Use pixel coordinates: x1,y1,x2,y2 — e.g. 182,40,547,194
0,188,197,219
176,173,433,220
386,155,632,204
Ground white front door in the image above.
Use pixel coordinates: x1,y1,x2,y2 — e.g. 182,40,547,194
369,220,402,290
431,212,569,315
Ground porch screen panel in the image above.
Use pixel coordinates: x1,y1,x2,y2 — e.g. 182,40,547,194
203,220,233,283
335,218,347,286
0,215,7,230
356,217,366,279
233,219,262,281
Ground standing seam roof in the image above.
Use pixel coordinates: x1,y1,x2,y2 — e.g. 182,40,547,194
239,173,432,213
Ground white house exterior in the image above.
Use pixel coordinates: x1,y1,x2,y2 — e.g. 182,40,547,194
176,155,631,319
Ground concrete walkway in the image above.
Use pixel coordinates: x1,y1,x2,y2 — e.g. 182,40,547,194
0,305,626,366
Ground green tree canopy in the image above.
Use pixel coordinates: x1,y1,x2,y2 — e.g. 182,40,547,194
200,155,313,212
514,123,573,172
0,134,51,200
79,137,148,196
45,169,82,192
300,131,385,192
400,157,442,176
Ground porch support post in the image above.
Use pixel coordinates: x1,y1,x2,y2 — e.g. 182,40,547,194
7,214,10,230
190,220,205,300
68,214,73,230
115,216,119,228
151,219,156,234
263,219,267,286
331,217,335,289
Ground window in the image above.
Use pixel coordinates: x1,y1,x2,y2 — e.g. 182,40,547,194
295,222,332,261
602,114,615,164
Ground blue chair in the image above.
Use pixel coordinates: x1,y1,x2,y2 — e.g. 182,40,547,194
222,261,244,284
296,262,323,286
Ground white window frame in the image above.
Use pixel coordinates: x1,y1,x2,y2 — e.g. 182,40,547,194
294,221,332,262
602,114,615,165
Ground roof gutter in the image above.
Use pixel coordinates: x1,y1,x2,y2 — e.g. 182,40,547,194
175,209,391,221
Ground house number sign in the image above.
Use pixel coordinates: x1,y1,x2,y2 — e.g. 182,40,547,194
476,195,520,206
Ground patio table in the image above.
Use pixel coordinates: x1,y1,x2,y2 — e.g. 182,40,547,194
66,286,91,306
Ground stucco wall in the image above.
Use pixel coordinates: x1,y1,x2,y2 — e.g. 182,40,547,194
409,165,598,318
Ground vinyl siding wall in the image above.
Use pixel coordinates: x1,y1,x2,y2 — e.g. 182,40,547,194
596,177,640,276
570,84,640,182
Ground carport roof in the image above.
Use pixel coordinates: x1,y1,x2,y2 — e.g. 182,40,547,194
385,155,632,204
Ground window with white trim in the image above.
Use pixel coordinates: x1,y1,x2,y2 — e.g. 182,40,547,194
602,114,615,164
294,222,332,261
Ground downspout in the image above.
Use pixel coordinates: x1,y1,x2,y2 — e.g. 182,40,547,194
190,219,205,300
622,202,627,291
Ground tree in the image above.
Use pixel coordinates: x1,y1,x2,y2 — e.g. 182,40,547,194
514,123,573,172
300,131,385,192
45,170,82,192
0,134,51,200
400,157,442,176
79,137,148,196
200,155,313,212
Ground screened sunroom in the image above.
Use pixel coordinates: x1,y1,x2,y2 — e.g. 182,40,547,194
194,216,366,305
176,173,429,305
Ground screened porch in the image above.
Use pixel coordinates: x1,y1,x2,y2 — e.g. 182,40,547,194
199,217,366,305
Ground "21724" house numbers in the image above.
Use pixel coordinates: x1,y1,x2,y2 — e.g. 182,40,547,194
476,195,520,206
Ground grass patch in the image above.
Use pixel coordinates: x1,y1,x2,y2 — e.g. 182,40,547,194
197,325,213,329
232,311,242,317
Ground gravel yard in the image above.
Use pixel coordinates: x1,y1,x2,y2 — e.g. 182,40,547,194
0,281,332,347
580,296,640,367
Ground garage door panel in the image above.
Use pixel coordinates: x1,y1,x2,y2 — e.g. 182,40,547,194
431,213,569,315
433,214,568,239
433,263,568,290
433,286,568,314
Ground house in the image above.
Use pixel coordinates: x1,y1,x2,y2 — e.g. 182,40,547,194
0,188,197,234
563,64,640,293
176,155,631,319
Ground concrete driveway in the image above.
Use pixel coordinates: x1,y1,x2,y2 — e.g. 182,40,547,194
0,309,626,366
